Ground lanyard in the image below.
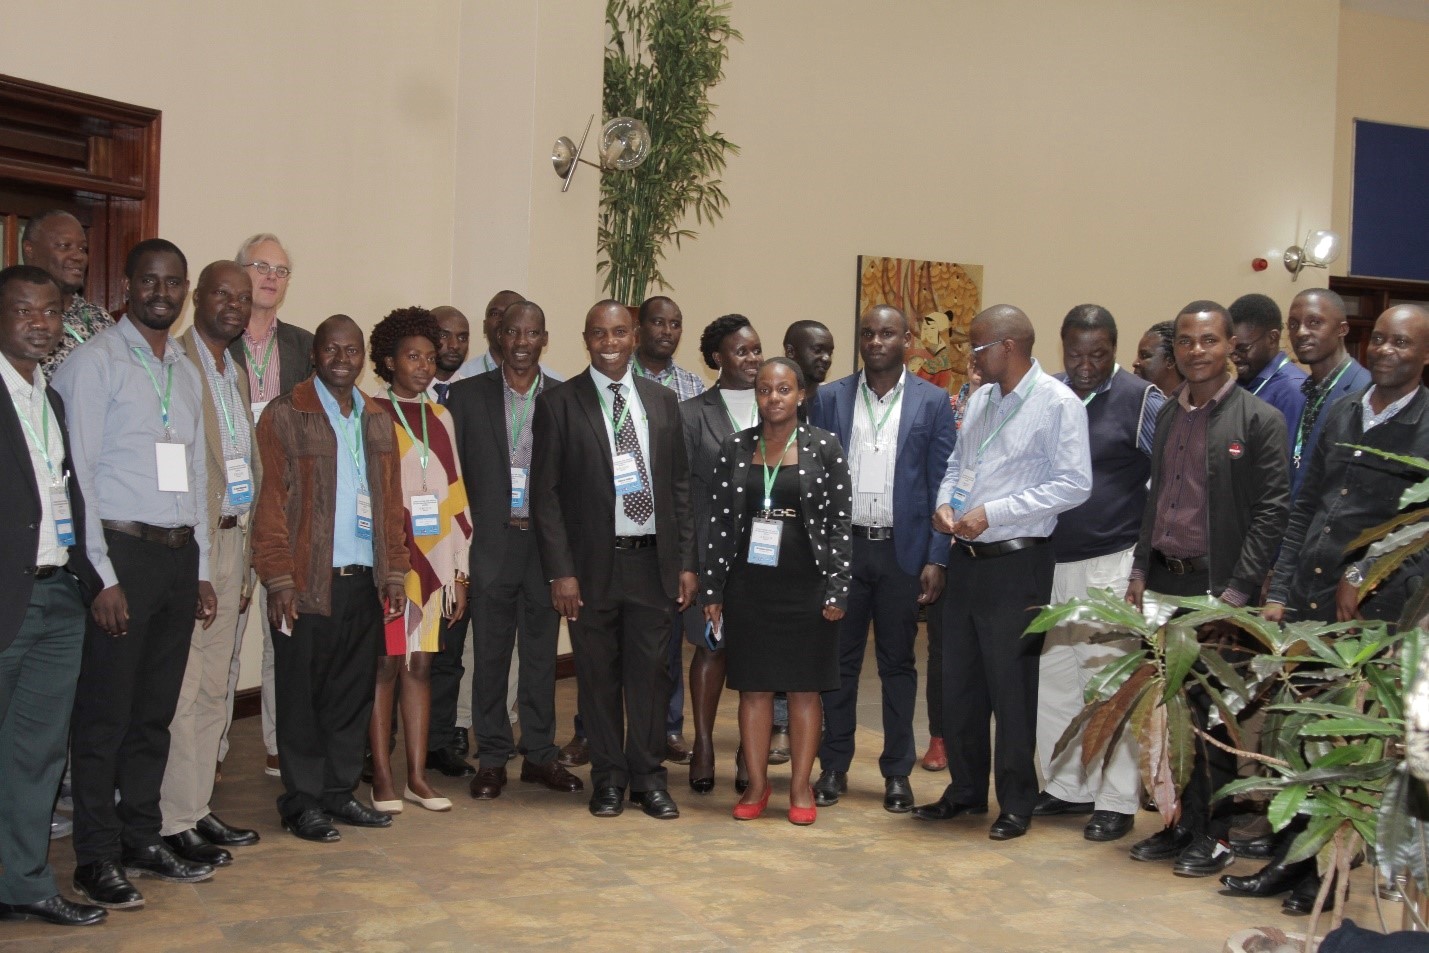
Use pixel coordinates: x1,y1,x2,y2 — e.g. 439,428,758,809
212,371,240,442
388,390,430,486
15,389,58,482
596,384,634,436
721,390,757,431
632,356,668,384
508,373,540,451
1293,360,1352,466
759,429,800,510
977,370,1039,460
64,325,86,345
335,404,366,488
244,334,277,383
1081,365,1120,405
860,377,904,449
133,347,174,432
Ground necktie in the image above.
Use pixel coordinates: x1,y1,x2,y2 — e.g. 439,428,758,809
433,382,450,405
609,382,654,525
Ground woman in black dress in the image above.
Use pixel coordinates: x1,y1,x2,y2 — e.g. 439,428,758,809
701,359,852,824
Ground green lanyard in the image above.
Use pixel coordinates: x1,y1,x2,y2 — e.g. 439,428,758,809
596,385,634,436
212,372,239,442
1081,365,1120,405
16,388,58,483
388,390,430,487
632,356,667,384
860,377,904,450
759,429,799,510
335,405,367,489
721,390,757,431
977,370,1039,462
132,348,174,432
64,325,86,345
244,334,277,383
508,373,540,452
1293,360,1352,467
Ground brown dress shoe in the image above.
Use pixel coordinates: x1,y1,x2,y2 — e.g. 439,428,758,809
469,765,508,800
665,733,693,766
557,734,589,768
520,759,584,792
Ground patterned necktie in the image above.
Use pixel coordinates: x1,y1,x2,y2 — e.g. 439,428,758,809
433,381,450,406
609,382,654,525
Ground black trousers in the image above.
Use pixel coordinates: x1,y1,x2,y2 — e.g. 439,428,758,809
940,542,1053,817
72,532,198,864
820,536,920,777
472,527,560,767
271,572,381,819
925,586,945,737
569,547,672,793
426,613,468,753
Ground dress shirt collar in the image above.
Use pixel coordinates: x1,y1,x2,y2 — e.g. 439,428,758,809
1362,386,1417,430
589,362,635,394
117,315,184,365
1175,373,1235,413
1249,352,1290,390
0,354,42,393
991,358,1043,405
313,376,365,420
859,367,906,402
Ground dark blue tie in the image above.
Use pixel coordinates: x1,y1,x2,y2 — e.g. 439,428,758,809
433,381,450,405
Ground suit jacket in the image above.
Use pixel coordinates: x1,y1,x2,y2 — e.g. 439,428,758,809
1291,357,1372,499
680,385,741,561
811,371,957,575
181,329,264,598
530,368,696,601
228,319,315,397
0,376,102,651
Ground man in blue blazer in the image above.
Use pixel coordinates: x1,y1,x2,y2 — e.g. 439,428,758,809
1286,288,1371,500
809,305,956,812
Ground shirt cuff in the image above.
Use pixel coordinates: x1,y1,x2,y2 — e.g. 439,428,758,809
1128,568,1146,583
1220,587,1249,608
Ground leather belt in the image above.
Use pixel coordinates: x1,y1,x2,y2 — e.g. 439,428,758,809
956,536,1047,559
614,535,657,550
1155,550,1208,575
218,515,239,529
28,565,62,579
852,525,893,541
102,520,194,549
508,517,531,530
334,564,372,577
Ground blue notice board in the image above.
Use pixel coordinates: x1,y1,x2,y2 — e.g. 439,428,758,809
1352,119,1429,282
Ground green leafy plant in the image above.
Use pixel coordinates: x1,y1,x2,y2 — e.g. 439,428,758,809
600,0,740,305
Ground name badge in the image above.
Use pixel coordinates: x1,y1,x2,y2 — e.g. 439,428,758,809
356,491,373,540
748,517,782,566
510,467,528,509
251,400,271,424
52,484,76,547
857,444,890,494
949,467,976,512
155,442,189,493
225,458,253,506
613,452,644,496
411,493,440,537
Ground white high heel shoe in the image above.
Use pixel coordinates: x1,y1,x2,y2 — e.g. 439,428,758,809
403,787,452,812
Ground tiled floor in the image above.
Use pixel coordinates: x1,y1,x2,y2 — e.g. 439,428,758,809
3,638,1396,951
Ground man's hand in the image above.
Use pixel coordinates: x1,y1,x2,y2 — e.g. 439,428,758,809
446,584,468,622
1261,601,1286,625
676,571,698,612
238,593,251,615
951,505,989,541
1336,577,1363,623
932,503,957,536
196,581,218,629
383,584,406,622
92,585,129,637
1124,577,1145,611
917,564,945,605
822,604,846,622
551,576,582,622
268,589,298,632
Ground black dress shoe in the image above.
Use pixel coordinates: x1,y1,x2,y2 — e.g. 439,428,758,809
689,774,715,794
452,727,470,757
1282,872,1334,915
163,829,233,867
631,789,680,819
196,812,259,847
1230,833,1277,859
1129,825,1193,861
519,758,584,793
1084,810,1136,842
1032,791,1095,816
558,734,590,768
428,747,476,778
589,786,625,817
121,843,214,883
911,798,988,821
812,769,848,807
73,860,144,909
361,749,375,785
327,798,393,828
282,809,340,843
989,812,1031,840
1172,834,1236,877
0,893,108,926
883,775,914,813
1220,857,1314,897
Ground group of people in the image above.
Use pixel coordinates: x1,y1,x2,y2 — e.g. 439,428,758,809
1,211,1426,930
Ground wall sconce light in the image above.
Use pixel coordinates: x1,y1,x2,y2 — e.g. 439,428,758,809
1283,229,1342,281
551,115,651,193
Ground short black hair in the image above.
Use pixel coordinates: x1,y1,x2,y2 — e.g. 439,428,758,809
125,238,188,279
1295,287,1348,319
1146,320,1175,361
698,313,752,370
1228,293,1282,332
21,209,79,246
637,295,678,324
503,300,547,327
369,306,441,384
761,356,805,390
1060,304,1117,344
1175,300,1233,338
0,264,60,301
783,319,830,348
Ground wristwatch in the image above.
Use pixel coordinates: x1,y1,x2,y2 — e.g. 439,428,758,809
1344,564,1365,588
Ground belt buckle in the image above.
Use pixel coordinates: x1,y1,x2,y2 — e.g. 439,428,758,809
960,541,978,559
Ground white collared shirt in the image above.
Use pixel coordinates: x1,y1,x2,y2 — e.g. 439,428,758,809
1362,386,1416,431
849,368,905,527
1,357,68,567
589,362,656,535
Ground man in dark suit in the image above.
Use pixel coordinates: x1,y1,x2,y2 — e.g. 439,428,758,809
809,305,956,812
448,301,583,799
0,266,107,927
531,300,697,820
1285,287,1371,499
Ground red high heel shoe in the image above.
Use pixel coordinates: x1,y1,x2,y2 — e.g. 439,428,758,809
733,785,772,820
788,803,817,826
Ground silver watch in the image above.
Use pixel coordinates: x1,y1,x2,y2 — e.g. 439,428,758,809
1344,565,1365,588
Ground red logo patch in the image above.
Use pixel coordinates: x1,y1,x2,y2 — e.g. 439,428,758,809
1228,441,1244,459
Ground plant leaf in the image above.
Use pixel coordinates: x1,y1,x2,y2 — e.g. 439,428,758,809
1050,698,1105,766
1269,783,1309,831
1284,815,1343,864
1164,691,1196,795
1197,647,1253,715
1083,653,1150,704
1162,622,1199,700
1297,716,1403,737
1082,665,1153,770
1346,507,1429,551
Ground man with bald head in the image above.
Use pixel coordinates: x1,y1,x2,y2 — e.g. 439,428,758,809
1286,288,1371,499
808,305,955,812
784,320,836,414
458,290,524,378
252,315,409,842
531,300,697,819
914,305,1091,841
23,210,115,380
160,262,263,865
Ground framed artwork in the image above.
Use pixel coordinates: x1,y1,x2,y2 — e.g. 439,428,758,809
855,255,983,396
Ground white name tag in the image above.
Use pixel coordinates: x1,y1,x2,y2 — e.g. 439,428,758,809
510,467,528,509
155,442,189,492
251,400,271,424
225,458,253,506
52,485,76,546
411,493,440,537
356,491,373,540
613,452,644,496
857,444,890,494
748,517,782,566
949,467,976,512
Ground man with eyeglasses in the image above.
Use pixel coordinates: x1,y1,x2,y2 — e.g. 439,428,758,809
22,210,115,382
1229,293,1305,443
221,234,314,781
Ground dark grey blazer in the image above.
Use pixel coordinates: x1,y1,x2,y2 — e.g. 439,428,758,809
680,386,744,560
228,320,315,397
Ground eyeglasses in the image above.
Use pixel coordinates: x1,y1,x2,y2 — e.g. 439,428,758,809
969,338,1008,356
1230,330,1267,358
242,260,292,279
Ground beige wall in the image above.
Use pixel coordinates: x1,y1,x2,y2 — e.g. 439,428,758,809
1332,6,1429,275
657,0,1341,375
